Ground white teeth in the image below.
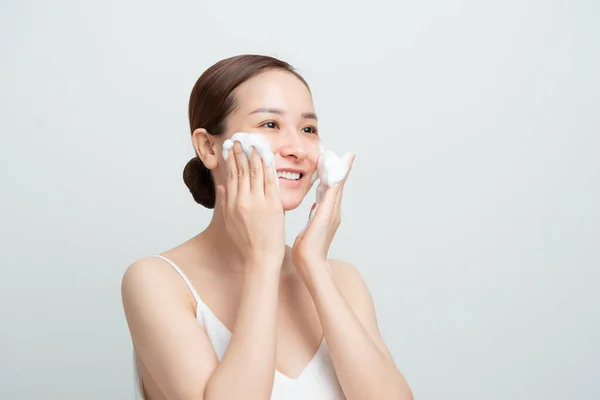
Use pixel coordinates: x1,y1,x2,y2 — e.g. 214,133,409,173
277,171,301,180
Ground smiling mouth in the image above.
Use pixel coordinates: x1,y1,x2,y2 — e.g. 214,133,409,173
277,171,303,181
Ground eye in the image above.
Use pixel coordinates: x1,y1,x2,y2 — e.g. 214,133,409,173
302,126,318,135
261,121,279,129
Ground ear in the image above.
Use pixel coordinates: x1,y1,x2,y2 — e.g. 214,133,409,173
192,128,219,169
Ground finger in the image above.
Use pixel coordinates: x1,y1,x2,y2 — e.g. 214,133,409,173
332,179,347,210
341,154,356,185
335,154,355,207
324,183,339,205
306,202,318,223
216,184,227,219
309,202,317,217
314,185,337,221
224,147,238,204
263,158,280,200
233,141,250,196
321,185,342,227
334,183,345,211
248,146,264,195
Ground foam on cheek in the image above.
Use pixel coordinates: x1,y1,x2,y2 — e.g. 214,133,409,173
222,132,279,189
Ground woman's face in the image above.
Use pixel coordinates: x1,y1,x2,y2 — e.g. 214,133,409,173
219,69,321,211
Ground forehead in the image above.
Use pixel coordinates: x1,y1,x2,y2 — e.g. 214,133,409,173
233,69,314,113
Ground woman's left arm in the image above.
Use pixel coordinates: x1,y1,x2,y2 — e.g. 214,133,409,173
298,258,413,400
292,156,413,400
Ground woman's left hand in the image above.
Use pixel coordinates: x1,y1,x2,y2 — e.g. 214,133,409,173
292,155,355,273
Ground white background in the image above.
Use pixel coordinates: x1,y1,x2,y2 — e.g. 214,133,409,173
1,0,598,399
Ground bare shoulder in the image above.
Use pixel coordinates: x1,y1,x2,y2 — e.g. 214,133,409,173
328,259,371,294
120,255,219,399
328,258,365,284
328,258,397,363
122,256,165,289
328,258,375,312
121,255,195,315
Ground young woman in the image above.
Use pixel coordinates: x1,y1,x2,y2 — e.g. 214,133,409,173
122,54,412,400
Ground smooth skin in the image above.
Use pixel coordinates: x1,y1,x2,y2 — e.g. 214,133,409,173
121,69,413,400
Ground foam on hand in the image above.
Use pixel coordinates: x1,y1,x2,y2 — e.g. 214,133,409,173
222,132,279,189
308,143,353,221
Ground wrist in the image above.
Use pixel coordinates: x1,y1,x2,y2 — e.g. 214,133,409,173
294,255,327,271
300,261,335,295
295,257,329,280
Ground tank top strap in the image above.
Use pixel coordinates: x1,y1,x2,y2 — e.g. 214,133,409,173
153,255,202,306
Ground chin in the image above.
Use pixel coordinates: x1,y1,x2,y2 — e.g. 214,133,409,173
281,197,303,212
279,189,309,211
278,178,315,212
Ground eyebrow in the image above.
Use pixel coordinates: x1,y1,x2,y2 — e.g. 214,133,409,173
249,107,318,121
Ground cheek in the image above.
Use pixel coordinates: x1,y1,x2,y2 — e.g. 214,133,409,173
304,138,321,165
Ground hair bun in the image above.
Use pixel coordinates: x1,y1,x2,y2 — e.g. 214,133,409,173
183,157,216,209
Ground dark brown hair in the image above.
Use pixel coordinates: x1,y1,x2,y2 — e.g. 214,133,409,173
183,54,310,208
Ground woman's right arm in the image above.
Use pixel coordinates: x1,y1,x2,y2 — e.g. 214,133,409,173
204,259,281,399
122,143,285,400
121,255,280,400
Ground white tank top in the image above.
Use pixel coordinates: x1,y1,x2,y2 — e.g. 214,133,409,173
133,255,345,400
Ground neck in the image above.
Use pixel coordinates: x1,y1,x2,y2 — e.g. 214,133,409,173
196,202,294,274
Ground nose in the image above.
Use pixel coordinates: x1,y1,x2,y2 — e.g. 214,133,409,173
276,131,307,161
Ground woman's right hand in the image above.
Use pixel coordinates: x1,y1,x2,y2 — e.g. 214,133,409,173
216,141,286,271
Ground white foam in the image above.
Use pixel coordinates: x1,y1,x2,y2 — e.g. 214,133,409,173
307,145,353,223
222,132,279,189
221,133,353,218
222,132,275,166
